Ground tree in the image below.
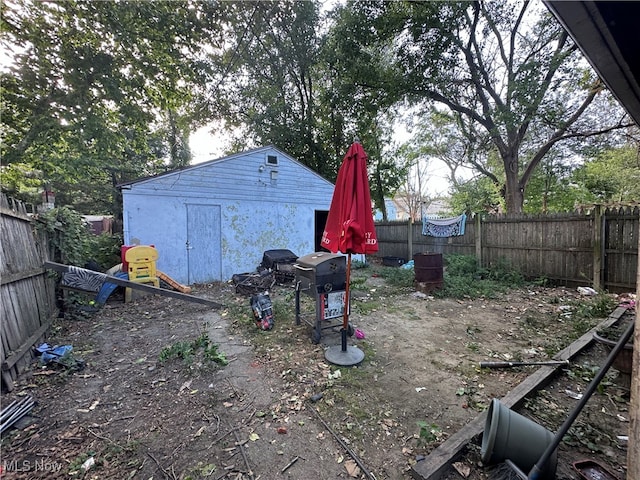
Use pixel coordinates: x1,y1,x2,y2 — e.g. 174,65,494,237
334,1,634,213
201,1,336,173
203,1,411,212
521,153,582,214
1,0,220,213
319,2,425,213
453,137,640,214
572,143,640,204
448,176,504,215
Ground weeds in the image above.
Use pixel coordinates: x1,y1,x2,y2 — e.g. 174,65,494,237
465,341,480,353
573,293,617,320
371,266,414,288
184,462,217,479
551,293,618,343
68,451,96,477
159,333,228,366
455,384,486,411
432,254,524,299
416,421,443,447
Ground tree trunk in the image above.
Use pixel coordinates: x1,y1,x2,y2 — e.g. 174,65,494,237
503,152,524,213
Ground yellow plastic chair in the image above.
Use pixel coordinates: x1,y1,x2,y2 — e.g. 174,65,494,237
124,245,159,288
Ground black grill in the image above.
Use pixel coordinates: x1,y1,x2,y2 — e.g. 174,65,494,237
294,252,346,295
294,252,348,344
261,249,298,283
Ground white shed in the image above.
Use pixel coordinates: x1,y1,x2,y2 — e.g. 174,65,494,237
120,146,335,284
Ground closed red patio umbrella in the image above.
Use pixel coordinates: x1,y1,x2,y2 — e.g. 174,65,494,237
321,141,378,365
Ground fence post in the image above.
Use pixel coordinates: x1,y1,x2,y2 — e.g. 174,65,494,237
592,205,603,290
408,218,413,260
475,214,482,268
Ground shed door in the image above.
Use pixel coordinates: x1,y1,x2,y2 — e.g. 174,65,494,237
186,204,221,284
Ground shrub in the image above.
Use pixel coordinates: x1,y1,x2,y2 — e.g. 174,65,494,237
35,206,122,270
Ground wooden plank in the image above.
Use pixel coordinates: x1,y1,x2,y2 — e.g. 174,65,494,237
629,226,640,480
1,315,53,371
43,261,223,309
410,306,629,480
2,370,15,392
157,271,192,294
0,205,31,221
593,205,603,289
0,267,46,286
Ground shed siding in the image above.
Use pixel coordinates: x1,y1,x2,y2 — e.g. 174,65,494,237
122,147,335,283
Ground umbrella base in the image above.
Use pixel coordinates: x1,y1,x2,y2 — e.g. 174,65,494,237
324,345,365,366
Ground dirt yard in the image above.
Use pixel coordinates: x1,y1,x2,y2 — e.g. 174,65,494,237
0,264,634,480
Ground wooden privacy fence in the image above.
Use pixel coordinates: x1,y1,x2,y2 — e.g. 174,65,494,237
374,206,639,293
1,195,57,392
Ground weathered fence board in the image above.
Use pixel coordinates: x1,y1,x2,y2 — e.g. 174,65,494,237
604,207,640,291
375,207,638,292
1,194,57,392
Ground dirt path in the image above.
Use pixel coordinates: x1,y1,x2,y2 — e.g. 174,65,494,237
0,274,632,480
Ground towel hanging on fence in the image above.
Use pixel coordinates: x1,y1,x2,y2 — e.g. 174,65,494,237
422,213,467,237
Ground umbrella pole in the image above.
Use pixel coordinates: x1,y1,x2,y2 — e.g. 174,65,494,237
324,252,364,366
341,253,352,352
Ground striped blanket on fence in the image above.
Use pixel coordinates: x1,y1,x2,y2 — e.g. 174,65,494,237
422,213,467,237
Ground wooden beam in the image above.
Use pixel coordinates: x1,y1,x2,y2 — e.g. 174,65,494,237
1,267,45,286
2,315,54,371
628,226,640,480
2,371,15,392
411,306,629,480
0,205,31,221
43,261,223,309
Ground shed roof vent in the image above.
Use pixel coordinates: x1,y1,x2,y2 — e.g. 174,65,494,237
266,154,279,166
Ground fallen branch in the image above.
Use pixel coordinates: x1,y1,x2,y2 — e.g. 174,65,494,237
281,456,299,474
229,421,253,479
147,451,177,480
308,404,376,480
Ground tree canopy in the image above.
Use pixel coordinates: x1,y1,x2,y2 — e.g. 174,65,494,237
331,0,635,213
1,0,219,211
1,0,637,217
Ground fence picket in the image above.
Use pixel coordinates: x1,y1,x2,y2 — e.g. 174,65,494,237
1,194,57,392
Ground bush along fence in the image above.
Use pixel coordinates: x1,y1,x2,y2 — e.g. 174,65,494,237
374,205,639,293
1,194,57,392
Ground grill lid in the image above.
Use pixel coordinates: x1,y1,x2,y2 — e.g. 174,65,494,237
296,252,345,269
261,249,298,269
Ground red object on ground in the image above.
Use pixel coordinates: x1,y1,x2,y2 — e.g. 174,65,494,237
321,142,378,255
121,244,155,271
